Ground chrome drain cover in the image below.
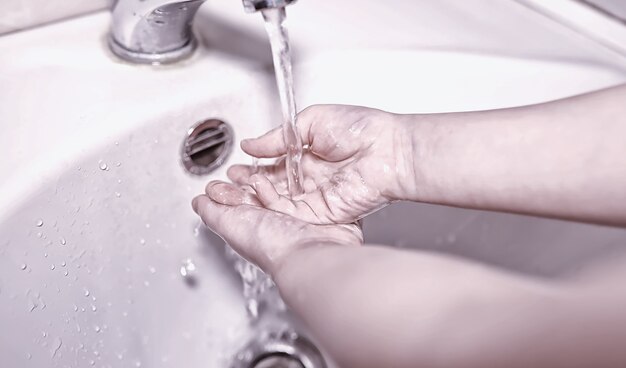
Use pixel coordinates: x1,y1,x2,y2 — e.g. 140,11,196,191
253,353,304,368
181,119,234,175
232,330,326,368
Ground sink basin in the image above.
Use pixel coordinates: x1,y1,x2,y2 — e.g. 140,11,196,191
2,3,626,368
0,12,282,368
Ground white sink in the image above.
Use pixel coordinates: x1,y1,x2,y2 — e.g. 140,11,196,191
0,12,280,368
1,2,626,368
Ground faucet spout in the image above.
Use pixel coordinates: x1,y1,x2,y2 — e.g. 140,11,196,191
108,0,298,64
241,0,297,12
109,0,206,64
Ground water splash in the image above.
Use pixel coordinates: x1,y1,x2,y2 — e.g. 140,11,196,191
226,247,274,320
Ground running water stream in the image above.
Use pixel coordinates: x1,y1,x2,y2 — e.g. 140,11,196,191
233,6,304,321
261,7,305,197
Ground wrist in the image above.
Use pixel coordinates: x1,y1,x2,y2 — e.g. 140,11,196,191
390,113,438,202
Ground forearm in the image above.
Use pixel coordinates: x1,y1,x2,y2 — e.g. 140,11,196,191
405,84,626,226
274,244,626,368
274,244,557,368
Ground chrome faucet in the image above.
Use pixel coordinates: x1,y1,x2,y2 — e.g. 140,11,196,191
108,0,296,64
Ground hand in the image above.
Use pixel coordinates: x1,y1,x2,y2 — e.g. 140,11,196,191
191,189,363,276
225,104,416,224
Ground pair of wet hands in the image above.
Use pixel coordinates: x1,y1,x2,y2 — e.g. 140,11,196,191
192,105,410,274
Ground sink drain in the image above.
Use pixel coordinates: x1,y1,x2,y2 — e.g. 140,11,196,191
181,119,234,175
232,330,326,368
252,353,304,368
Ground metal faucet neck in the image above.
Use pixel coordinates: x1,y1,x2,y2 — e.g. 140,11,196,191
108,0,205,64
108,0,298,64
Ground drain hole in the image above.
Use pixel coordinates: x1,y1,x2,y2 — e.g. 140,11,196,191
232,331,326,368
181,119,234,175
252,352,304,368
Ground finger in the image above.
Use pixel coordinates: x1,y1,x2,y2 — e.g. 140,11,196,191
192,195,229,229
227,163,287,185
227,165,254,185
249,174,295,214
191,195,263,261
205,180,260,206
241,127,286,158
241,106,321,158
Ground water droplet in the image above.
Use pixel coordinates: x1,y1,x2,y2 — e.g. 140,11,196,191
94,325,101,333
73,305,78,312
64,271,69,277
91,305,97,312
98,161,108,171
50,264,55,270
61,261,66,267
148,266,156,274
20,263,27,270
115,191,121,198
145,223,151,229
36,232,42,238
116,162,121,167
51,337,62,358
117,179,123,184
59,237,66,246
180,259,196,277
84,289,90,297
26,353,32,360
180,259,197,286
36,219,44,227
139,238,146,245
135,360,142,367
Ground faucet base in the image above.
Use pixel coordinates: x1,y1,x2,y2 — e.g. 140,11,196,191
107,34,198,65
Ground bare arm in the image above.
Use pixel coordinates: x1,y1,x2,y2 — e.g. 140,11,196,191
408,84,626,225
228,84,626,227
275,244,626,368
193,84,626,367
193,195,626,368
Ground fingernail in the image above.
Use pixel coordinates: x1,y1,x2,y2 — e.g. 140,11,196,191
191,197,198,212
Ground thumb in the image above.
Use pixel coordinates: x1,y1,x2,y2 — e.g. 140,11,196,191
241,126,286,158
241,106,320,158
